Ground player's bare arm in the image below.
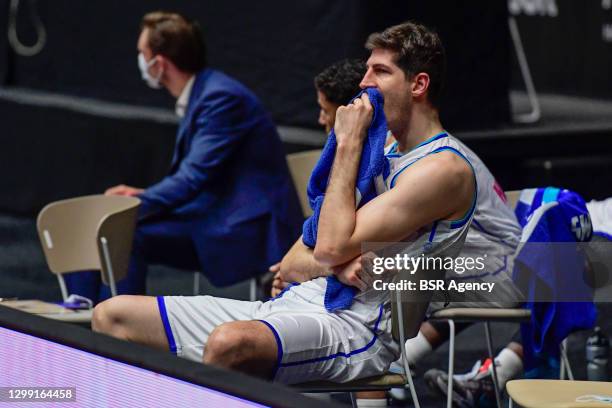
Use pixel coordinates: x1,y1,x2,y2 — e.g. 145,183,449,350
279,236,332,283
314,94,475,268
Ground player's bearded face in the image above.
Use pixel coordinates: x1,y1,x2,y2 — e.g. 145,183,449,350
383,80,412,136
361,48,413,136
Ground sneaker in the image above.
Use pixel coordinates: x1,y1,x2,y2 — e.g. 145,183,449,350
424,359,497,408
387,361,417,402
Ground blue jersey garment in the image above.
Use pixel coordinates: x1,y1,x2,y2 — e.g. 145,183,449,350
514,187,596,374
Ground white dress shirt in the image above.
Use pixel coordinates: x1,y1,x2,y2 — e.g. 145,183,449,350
175,75,195,118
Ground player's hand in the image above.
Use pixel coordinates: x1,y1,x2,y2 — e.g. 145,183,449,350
269,262,289,297
105,184,144,197
332,252,377,292
333,93,373,146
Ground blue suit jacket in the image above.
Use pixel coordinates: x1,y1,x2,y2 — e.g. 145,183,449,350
138,68,303,286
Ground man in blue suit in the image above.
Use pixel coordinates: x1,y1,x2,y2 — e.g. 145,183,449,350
66,11,302,302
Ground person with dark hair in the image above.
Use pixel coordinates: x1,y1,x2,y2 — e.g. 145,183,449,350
65,11,303,302
92,21,519,401
314,59,367,134
269,59,366,297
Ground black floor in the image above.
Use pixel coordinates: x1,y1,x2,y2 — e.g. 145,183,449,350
0,213,610,407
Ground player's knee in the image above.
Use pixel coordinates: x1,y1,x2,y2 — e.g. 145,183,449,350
204,323,250,367
92,296,129,338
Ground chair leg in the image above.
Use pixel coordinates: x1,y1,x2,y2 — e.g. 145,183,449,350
396,297,421,408
446,319,455,408
249,277,257,301
484,322,503,408
57,274,69,302
560,349,566,380
350,392,357,408
193,272,200,296
100,237,118,297
560,338,574,380
508,397,513,408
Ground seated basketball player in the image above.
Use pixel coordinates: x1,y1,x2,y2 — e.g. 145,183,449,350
270,58,366,297
92,21,518,387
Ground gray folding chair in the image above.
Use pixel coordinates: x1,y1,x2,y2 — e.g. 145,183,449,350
34,195,140,322
428,190,575,408
428,307,532,408
430,310,573,408
286,149,323,218
507,379,612,408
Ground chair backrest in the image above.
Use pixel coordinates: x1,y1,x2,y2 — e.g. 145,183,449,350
286,149,322,217
390,257,445,343
505,190,521,211
37,195,140,285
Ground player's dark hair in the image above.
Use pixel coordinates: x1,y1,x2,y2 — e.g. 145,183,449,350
365,21,446,108
314,59,366,106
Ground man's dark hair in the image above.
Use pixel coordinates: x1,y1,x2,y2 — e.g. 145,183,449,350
141,11,207,73
314,59,366,106
365,21,446,108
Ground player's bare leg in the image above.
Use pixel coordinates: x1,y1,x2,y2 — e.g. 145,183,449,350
92,295,169,351
203,320,278,379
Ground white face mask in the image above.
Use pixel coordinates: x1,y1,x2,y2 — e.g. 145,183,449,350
138,52,162,89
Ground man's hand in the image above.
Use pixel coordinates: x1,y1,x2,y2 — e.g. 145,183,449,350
333,93,373,146
269,262,289,297
105,184,144,197
331,252,377,292
279,238,332,283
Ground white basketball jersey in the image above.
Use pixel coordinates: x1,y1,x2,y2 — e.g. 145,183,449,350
380,132,522,301
290,131,521,313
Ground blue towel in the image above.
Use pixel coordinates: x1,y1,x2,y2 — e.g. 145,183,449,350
513,187,596,374
302,88,390,312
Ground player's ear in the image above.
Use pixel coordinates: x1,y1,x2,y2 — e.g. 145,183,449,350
411,72,430,99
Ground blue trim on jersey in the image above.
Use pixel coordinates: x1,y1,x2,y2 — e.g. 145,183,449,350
386,141,399,155
269,282,300,301
278,303,385,368
156,296,177,354
258,320,283,380
411,132,448,151
387,133,451,188
450,192,477,229
428,221,439,243
594,231,612,241
427,146,478,229
389,158,422,189
386,132,448,158
542,187,561,204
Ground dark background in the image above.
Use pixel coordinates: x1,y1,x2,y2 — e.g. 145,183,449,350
508,0,612,98
0,0,611,214
0,3,611,403
0,0,512,129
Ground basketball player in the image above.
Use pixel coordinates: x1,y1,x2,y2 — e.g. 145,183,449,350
92,22,520,391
